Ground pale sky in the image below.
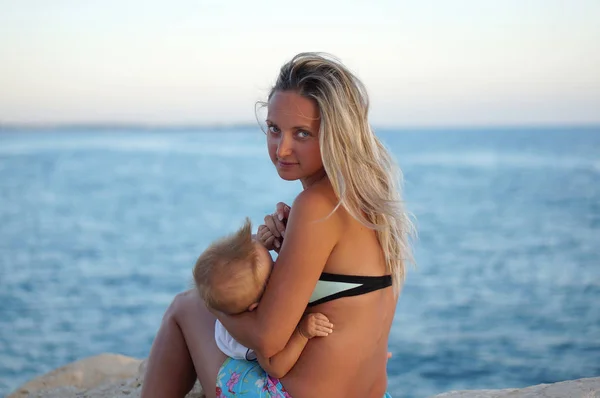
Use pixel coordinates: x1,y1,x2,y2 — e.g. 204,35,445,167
1,0,599,126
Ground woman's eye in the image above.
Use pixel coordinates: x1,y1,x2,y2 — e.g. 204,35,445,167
297,130,310,138
267,125,280,134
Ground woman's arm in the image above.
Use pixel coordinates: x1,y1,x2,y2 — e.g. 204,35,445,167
214,187,340,357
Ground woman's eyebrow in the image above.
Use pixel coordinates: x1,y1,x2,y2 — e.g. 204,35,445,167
266,120,312,130
292,125,312,130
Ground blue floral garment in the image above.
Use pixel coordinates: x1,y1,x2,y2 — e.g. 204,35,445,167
216,357,291,397
216,357,393,397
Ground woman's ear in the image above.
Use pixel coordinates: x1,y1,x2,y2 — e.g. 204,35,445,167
248,302,259,312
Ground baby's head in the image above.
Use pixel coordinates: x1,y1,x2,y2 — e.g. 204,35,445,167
193,218,273,315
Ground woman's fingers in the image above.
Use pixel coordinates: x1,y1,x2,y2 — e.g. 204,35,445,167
271,212,286,237
264,215,281,238
257,225,266,238
263,235,275,248
257,225,268,241
276,202,291,221
258,225,272,240
257,225,278,250
264,203,289,243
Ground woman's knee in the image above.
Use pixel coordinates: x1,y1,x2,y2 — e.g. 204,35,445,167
164,290,198,323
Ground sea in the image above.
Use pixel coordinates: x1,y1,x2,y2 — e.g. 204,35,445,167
0,126,599,397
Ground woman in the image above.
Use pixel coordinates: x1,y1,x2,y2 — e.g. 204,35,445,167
141,52,413,398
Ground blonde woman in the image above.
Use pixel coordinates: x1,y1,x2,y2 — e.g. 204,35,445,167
141,52,412,398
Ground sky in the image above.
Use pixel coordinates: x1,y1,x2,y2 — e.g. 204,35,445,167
1,0,599,127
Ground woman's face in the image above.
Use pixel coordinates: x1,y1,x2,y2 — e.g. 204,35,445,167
266,90,324,186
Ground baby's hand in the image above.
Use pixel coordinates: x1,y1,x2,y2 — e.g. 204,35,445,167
298,312,333,339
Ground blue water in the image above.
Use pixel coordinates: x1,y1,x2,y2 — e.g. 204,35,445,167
1,126,599,397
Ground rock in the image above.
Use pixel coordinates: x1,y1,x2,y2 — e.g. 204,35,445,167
7,353,599,397
429,376,600,397
7,354,204,398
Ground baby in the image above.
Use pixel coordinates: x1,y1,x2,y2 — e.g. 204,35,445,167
193,218,332,378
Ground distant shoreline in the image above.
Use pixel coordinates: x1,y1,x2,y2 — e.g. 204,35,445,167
1,123,599,132
0,123,260,132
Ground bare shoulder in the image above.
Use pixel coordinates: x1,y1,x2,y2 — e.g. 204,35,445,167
291,179,341,222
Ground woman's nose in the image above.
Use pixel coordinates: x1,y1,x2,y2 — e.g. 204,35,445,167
276,134,292,158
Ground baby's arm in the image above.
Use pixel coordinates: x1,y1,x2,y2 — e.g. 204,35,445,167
255,312,333,379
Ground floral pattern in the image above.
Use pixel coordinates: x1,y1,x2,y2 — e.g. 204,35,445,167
216,357,391,398
216,358,292,397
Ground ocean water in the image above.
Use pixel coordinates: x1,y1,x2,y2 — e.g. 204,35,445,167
0,126,599,397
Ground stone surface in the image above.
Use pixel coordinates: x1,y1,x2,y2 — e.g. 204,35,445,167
429,377,600,397
7,353,599,397
7,354,204,398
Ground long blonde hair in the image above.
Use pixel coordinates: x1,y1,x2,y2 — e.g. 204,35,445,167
266,52,414,293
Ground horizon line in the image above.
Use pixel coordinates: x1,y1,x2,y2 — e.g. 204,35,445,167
1,121,599,132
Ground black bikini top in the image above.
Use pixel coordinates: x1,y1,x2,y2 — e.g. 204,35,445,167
307,272,393,307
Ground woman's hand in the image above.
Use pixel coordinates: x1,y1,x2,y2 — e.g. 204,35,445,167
256,202,291,252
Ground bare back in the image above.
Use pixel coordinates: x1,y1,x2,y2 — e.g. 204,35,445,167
281,179,397,397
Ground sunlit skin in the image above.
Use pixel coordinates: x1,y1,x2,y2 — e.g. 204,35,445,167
266,91,326,189
141,88,395,398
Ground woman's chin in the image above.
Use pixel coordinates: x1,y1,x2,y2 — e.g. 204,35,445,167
276,169,300,181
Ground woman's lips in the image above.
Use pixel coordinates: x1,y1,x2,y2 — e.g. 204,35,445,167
278,161,298,167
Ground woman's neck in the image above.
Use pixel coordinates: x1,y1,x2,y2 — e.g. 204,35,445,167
301,169,327,189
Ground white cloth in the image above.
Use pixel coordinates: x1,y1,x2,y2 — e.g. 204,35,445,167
215,320,257,361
